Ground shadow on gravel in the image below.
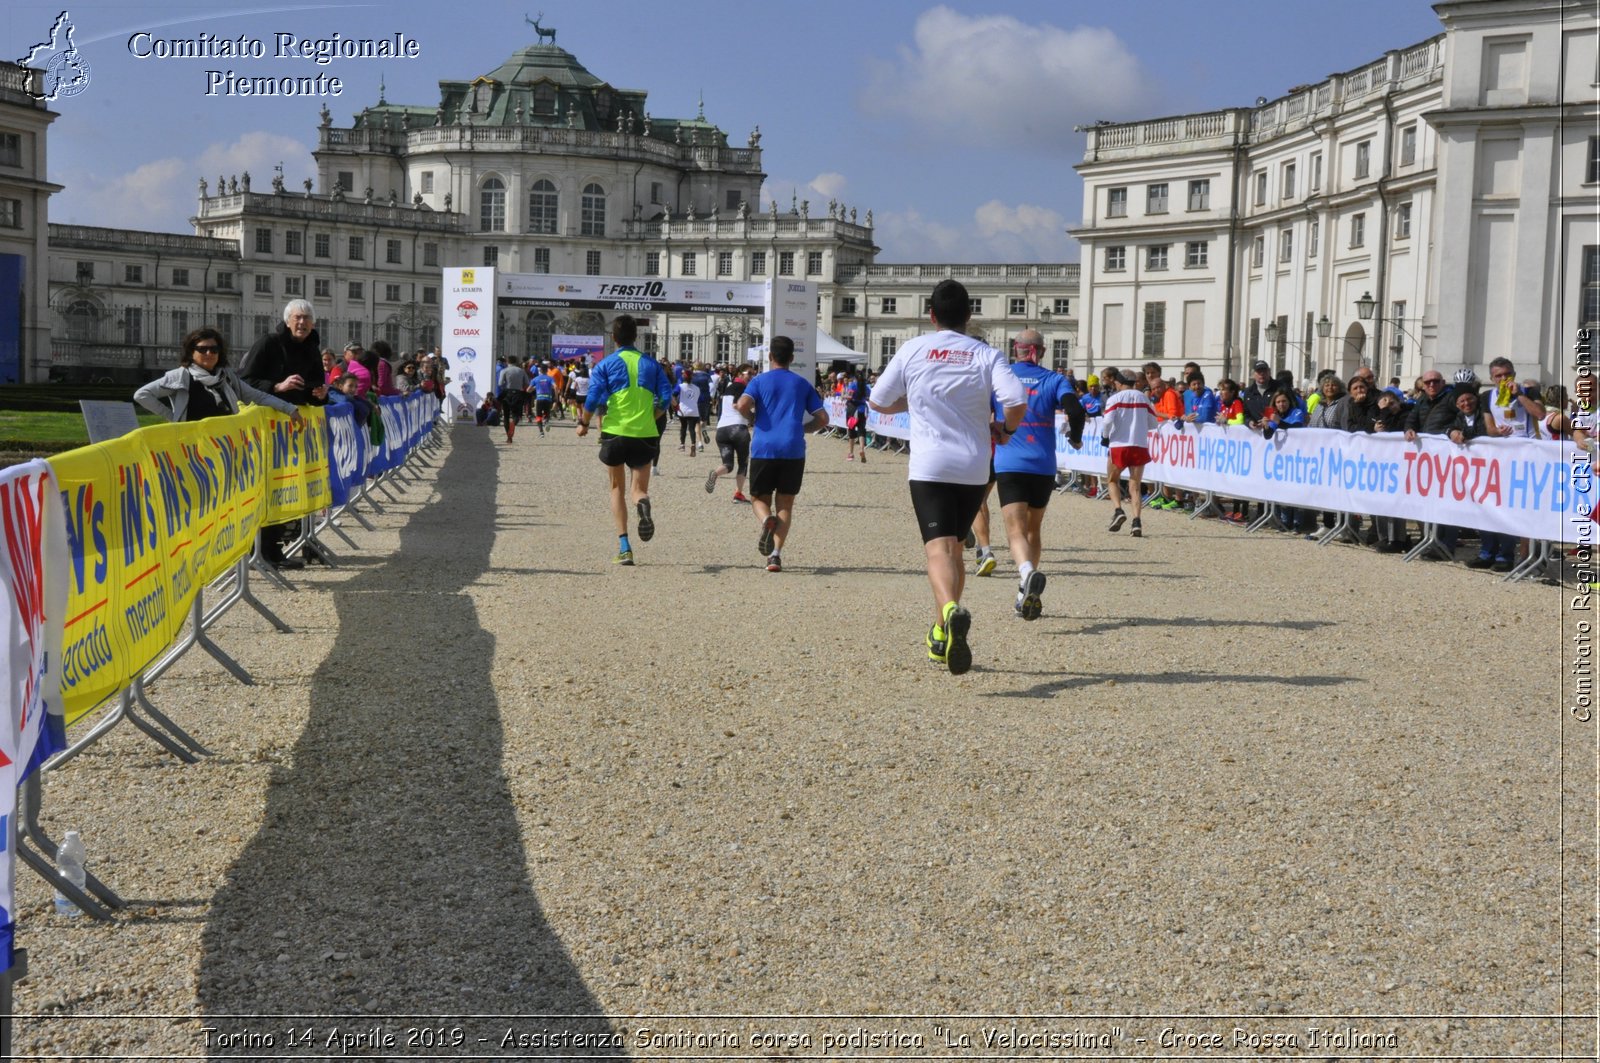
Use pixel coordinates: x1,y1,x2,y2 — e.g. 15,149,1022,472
1064,615,1334,636
987,668,1359,700
197,429,624,1055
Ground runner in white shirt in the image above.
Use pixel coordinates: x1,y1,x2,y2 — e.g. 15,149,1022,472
1099,368,1156,537
870,279,1027,675
704,368,753,502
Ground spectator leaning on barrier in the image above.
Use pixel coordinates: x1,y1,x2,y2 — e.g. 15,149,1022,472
1242,361,1276,424
238,299,328,569
1483,357,1545,439
135,327,302,425
1307,376,1346,428
1403,370,1457,440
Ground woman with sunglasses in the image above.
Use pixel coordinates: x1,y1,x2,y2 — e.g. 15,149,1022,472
135,327,302,424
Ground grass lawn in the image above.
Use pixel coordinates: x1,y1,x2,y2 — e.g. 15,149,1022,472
0,409,165,447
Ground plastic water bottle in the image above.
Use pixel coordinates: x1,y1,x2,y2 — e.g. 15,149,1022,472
54,831,86,918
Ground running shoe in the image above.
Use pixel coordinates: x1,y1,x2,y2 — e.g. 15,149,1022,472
975,550,997,577
1018,571,1047,622
732,491,751,503
613,549,635,566
846,453,855,461
757,514,779,556
941,601,973,676
636,498,655,542
766,552,782,573
926,624,948,665
1108,508,1127,533
705,468,720,494
1129,517,1143,538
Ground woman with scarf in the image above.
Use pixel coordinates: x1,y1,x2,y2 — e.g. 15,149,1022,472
135,327,301,425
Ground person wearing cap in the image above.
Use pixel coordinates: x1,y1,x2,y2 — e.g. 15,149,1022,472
1241,360,1276,425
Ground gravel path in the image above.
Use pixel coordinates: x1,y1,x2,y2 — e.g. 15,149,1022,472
11,422,1594,1059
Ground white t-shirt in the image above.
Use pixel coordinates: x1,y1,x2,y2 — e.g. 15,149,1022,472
871,330,1027,484
676,381,702,416
1485,385,1537,438
1102,387,1156,447
717,393,750,429
573,374,590,398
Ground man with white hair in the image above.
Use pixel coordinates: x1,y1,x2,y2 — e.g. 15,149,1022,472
240,300,330,568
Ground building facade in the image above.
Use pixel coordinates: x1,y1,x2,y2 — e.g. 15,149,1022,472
1071,0,1596,387
1,62,63,384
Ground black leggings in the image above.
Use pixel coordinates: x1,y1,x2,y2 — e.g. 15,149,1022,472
679,417,700,445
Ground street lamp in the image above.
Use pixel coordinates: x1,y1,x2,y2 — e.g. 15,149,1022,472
1264,315,1333,379
1355,291,1424,376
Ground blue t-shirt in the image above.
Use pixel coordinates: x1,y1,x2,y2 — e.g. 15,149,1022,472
994,361,1073,476
532,374,556,399
743,368,824,460
1184,387,1218,425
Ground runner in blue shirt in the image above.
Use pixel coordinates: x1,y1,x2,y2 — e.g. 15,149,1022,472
530,371,557,436
992,329,1085,620
735,337,828,572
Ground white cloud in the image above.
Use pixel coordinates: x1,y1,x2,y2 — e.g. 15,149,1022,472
55,131,313,233
808,172,848,199
759,172,854,215
875,201,1076,263
861,6,1153,151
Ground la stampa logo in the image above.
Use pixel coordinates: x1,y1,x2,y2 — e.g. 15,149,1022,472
18,11,92,102
456,300,478,319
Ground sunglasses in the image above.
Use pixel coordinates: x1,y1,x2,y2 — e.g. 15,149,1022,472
193,345,221,354
1421,379,1444,386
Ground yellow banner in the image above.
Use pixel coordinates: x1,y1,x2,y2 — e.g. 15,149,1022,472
47,406,327,725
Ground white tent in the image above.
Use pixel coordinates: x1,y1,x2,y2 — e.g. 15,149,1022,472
746,329,864,370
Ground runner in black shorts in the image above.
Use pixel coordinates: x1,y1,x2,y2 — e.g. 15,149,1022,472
735,337,828,572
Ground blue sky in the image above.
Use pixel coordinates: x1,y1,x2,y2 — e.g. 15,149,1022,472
7,1,1450,263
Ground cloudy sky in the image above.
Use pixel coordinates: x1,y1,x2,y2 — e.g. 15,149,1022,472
7,1,1449,263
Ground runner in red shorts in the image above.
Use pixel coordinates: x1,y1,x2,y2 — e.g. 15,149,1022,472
1099,368,1155,538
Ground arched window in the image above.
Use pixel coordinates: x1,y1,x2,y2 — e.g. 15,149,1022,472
479,177,506,232
529,179,558,234
580,182,606,236
525,310,553,362
64,300,99,342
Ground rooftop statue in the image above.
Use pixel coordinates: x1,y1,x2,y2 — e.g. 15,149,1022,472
527,12,557,45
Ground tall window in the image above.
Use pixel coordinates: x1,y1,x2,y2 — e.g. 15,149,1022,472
1185,240,1208,267
348,281,363,300
807,251,822,276
726,190,743,211
1146,245,1169,271
314,233,330,258
1589,137,1600,184
1051,339,1071,372
483,245,499,267
529,179,558,234
1400,125,1418,166
123,306,143,344
216,271,233,289
1278,226,1293,262
1141,301,1166,358
420,171,434,193
1107,187,1127,217
881,297,897,314
124,265,143,283
968,297,983,316
335,171,354,192
1310,152,1323,191
386,239,402,264
644,251,660,276
1395,201,1413,239
423,242,438,266
712,251,729,276
284,231,302,255
254,228,272,253
1008,297,1026,315
585,250,601,276
1105,246,1126,271
778,251,795,276
480,177,506,232
1253,171,1267,205
1350,212,1366,248
879,335,898,362
384,283,401,302
750,251,766,275
534,247,551,274
169,310,188,343
1308,218,1319,257
172,268,190,286
678,334,695,360
285,277,303,296
1146,183,1168,213
1251,234,1265,268
1355,140,1371,179
0,133,20,167
840,296,858,316
1582,247,1600,329
681,251,697,276
314,278,330,298
254,275,272,294
1282,162,1297,200
1188,179,1210,211
580,183,606,235
216,313,232,344
348,236,364,261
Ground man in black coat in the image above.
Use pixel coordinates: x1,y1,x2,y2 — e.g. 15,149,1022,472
1240,360,1276,423
238,300,329,568
1403,369,1457,439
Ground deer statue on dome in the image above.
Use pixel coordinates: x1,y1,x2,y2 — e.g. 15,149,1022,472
527,13,557,45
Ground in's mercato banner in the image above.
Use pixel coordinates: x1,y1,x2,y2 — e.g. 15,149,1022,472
46,395,439,725
1052,421,1594,544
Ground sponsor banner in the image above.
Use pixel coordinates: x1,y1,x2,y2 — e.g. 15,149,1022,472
823,397,908,441
766,279,817,382
0,461,68,974
553,334,603,363
324,403,371,507
499,273,766,317
443,266,495,415
1053,421,1596,544
262,410,331,525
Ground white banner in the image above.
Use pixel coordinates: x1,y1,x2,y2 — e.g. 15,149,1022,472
767,280,818,383
441,266,495,416
498,273,766,318
824,397,909,441
1050,421,1595,544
